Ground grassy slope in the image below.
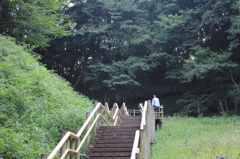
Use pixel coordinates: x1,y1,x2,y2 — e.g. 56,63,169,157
0,36,93,158
151,116,240,159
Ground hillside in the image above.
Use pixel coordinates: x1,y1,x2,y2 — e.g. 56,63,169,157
0,36,93,158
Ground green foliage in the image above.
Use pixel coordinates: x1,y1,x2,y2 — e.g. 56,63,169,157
36,0,240,116
229,84,240,104
182,46,237,82
155,0,240,114
151,116,240,159
160,95,182,116
176,91,210,115
84,57,149,94
0,36,92,158
0,0,69,48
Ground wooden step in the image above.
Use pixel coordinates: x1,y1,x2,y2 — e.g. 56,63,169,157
98,125,139,129
94,135,134,140
122,116,141,119
91,138,134,144
89,143,133,148
99,126,139,129
121,116,141,126
82,157,130,159
86,152,131,157
96,131,136,137
86,147,132,153
82,116,141,159
97,126,139,131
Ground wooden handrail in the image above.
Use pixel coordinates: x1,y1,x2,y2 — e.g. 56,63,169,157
105,103,109,112
143,101,148,111
140,101,147,130
121,103,130,116
112,105,120,120
47,103,100,159
60,114,108,159
132,100,159,159
131,130,140,159
45,102,124,159
44,101,163,159
138,103,144,111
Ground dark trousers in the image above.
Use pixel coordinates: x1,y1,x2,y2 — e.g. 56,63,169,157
153,106,160,112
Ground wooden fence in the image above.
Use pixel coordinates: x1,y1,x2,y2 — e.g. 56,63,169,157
41,100,163,159
128,109,141,116
41,102,129,159
131,100,155,159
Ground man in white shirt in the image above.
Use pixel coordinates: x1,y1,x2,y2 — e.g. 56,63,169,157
152,95,160,111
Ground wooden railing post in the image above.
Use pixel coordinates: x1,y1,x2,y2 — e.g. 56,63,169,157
70,137,75,159
112,103,117,125
125,105,128,115
138,100,154,159
86,112,91,148
41,154,48,159
104,102,109,112
145,124,150,159
147,100,155,143
75,126,81,159
136,153,142,159
146,100,150,138
60,130,69,159
94,102,99,133
140,125,150,159
112,103,117,115
160,105,164,123
140,129,145,159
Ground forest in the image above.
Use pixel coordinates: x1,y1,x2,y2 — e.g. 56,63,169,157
1,0,240,158
1,0,240,115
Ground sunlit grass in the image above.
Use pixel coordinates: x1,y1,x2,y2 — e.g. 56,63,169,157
151,116,240,159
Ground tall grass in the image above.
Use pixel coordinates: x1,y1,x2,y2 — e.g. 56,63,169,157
0,36,93,158
151,116,240,159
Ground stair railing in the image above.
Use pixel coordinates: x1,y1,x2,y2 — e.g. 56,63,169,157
131,130,140,159
128,109,140,116
131,100,155,159
42,102,128,159
120,103,129,116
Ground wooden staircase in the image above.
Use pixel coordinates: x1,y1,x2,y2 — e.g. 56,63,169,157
42,101,160,159
82,116,141,159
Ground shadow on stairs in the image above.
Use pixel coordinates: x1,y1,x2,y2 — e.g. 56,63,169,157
82,116,141,159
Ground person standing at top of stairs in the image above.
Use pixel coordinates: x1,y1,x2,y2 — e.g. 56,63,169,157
152,95,160,111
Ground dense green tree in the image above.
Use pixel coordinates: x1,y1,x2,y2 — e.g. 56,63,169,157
153,0,240,114
37,0,153,96
83,57,149,100
35,0,240,114
0,0,69,48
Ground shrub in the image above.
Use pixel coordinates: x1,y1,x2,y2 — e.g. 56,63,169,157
0,36,93,158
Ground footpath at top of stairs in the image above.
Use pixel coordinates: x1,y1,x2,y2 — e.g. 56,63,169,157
121,116,141,126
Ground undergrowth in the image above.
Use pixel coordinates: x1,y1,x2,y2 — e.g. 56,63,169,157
151,116,240,159
0,36,93,158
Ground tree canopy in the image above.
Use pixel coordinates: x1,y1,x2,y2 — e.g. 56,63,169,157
0,0,69,48
1,1,240,157
2,0,240,116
